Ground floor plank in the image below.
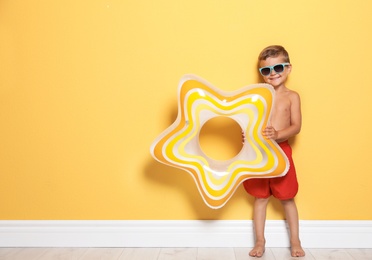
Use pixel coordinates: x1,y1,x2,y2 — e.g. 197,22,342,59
0,248,21,260
197,248,236,260
37,248,87,260
79,248,125,260
118,248,160,260
346,248,372,260
0,248,47,260
158,248,197,260
307,248,354,260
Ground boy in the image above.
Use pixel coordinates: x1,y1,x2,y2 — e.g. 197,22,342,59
243,45,305,257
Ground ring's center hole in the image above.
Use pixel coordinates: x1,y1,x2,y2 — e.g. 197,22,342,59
199,116,243,161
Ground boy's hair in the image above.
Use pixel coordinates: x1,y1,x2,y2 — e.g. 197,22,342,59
258,45,290,63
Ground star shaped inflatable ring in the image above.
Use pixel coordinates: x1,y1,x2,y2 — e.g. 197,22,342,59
150,74,289,209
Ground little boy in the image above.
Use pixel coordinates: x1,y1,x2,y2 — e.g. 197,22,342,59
243,45,305,257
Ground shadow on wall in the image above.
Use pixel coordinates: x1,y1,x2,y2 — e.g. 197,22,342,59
144,158,254,219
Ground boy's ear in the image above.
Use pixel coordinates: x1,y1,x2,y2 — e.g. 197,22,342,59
287,64,292,73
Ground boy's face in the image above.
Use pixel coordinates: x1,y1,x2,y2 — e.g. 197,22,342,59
259,55,291,88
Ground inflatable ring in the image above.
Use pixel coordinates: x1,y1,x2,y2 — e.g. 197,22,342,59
150,74,289,209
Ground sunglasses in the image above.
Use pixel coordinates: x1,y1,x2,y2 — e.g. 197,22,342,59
259,63,290,76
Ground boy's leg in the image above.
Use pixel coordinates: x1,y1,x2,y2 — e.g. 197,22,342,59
250,197,269,257
281,199,305,257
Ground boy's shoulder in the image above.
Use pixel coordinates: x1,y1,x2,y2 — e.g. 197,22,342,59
286,89,301,108
278,87,300,98
276,87,301,107
288,88,300,98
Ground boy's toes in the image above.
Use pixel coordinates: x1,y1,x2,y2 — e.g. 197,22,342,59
249,247,265,258
291,247,305,257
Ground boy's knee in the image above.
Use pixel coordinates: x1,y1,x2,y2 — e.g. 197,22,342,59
255,197,270,205
280,198,295,205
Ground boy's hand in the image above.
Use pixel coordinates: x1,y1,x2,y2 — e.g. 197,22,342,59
262,126,278,140
241,130,246,144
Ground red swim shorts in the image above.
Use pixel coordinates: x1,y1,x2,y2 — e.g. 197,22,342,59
243,140,298,200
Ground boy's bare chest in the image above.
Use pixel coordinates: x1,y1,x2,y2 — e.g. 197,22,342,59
270,97,291,128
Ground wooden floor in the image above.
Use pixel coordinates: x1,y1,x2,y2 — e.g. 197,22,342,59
0,248,372,260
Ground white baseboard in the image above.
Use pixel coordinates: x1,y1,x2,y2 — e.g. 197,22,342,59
0,220,371,248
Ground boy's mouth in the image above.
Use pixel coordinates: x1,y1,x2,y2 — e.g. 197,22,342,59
269,76,280,80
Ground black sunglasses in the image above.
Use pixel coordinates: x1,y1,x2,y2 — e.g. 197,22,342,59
259,63,290,76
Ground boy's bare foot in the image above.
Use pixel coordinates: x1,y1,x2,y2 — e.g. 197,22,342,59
291,241,305,257
249,240,265,257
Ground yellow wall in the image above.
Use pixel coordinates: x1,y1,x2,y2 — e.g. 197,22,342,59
1,0,371,220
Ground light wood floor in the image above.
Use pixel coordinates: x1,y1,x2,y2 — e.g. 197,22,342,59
0,248,371,260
